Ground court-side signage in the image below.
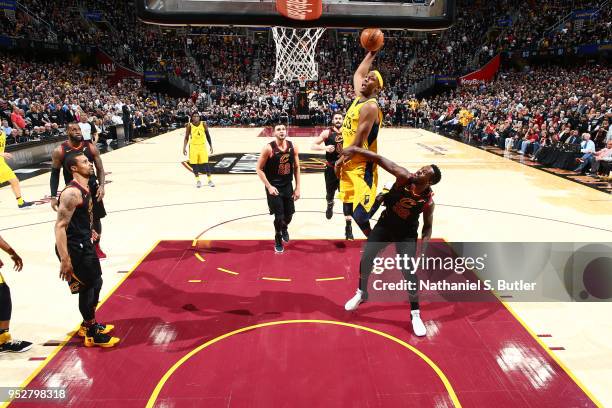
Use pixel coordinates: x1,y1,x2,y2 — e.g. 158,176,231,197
182,153,328,174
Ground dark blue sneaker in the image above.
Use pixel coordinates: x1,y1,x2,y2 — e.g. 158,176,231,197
18,201,34,209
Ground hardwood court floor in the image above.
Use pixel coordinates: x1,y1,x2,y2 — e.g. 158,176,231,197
0,127,610,407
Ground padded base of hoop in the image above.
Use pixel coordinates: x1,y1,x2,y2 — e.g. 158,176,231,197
276,0,322,21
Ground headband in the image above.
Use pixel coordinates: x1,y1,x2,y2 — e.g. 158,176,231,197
372,70,384,89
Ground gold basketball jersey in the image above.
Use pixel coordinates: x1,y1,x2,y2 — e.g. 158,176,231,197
0,131,6,163
341,97,382,168
189,122,207,146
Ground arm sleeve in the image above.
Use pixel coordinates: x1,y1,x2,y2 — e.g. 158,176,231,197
50,167,61,198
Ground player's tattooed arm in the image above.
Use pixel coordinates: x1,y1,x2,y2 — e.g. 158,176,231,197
342,146,413,186
256,145,278,196
54,188,80,281
90,143,105,201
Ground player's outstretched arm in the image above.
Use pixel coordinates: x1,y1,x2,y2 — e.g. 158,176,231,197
353,51,377,98
342,146,412,185
311,129,330,151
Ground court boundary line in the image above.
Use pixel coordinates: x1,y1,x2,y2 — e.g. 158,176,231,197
191,211,606,407
2,198,610,234
193,212,607,405
499,301,603,407
144,320,462,408
426,128,612,195
441,237,603,408
1,240,161,408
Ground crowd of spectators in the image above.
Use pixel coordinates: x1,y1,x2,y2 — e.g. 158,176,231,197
486,0,610,53
6,0,609,84
0,55,199,145
1,0,610,160
423,64,612,176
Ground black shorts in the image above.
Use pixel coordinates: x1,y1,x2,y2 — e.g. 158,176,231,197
324,166,339,200
55,242,102,294
370,219,419,248
88,177,107,219
266,183,295,218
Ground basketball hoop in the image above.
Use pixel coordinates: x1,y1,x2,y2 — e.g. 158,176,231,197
272,26,326,83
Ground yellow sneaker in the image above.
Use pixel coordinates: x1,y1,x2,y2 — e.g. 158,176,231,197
84,331,120,348
78,323,115,337
0,331,12,345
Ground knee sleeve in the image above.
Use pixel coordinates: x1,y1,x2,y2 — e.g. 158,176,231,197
343,203,353,217
352,206,371,236
0,284,12,321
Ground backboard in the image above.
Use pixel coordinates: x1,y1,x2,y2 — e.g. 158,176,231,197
137,0,455,30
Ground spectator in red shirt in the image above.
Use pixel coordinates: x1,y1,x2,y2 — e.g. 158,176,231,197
483,121,497,145
10,107,26,131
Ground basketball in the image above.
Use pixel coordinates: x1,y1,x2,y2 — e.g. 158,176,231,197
360,28,384,52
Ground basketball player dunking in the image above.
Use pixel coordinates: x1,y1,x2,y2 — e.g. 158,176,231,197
50,123,108,259
54,153,119,348
183,112,214,188
342,146,441,337
336,51,384,237
311,113,353,240
256,124,301,253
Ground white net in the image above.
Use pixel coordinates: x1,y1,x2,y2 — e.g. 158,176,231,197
272,27,326,83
